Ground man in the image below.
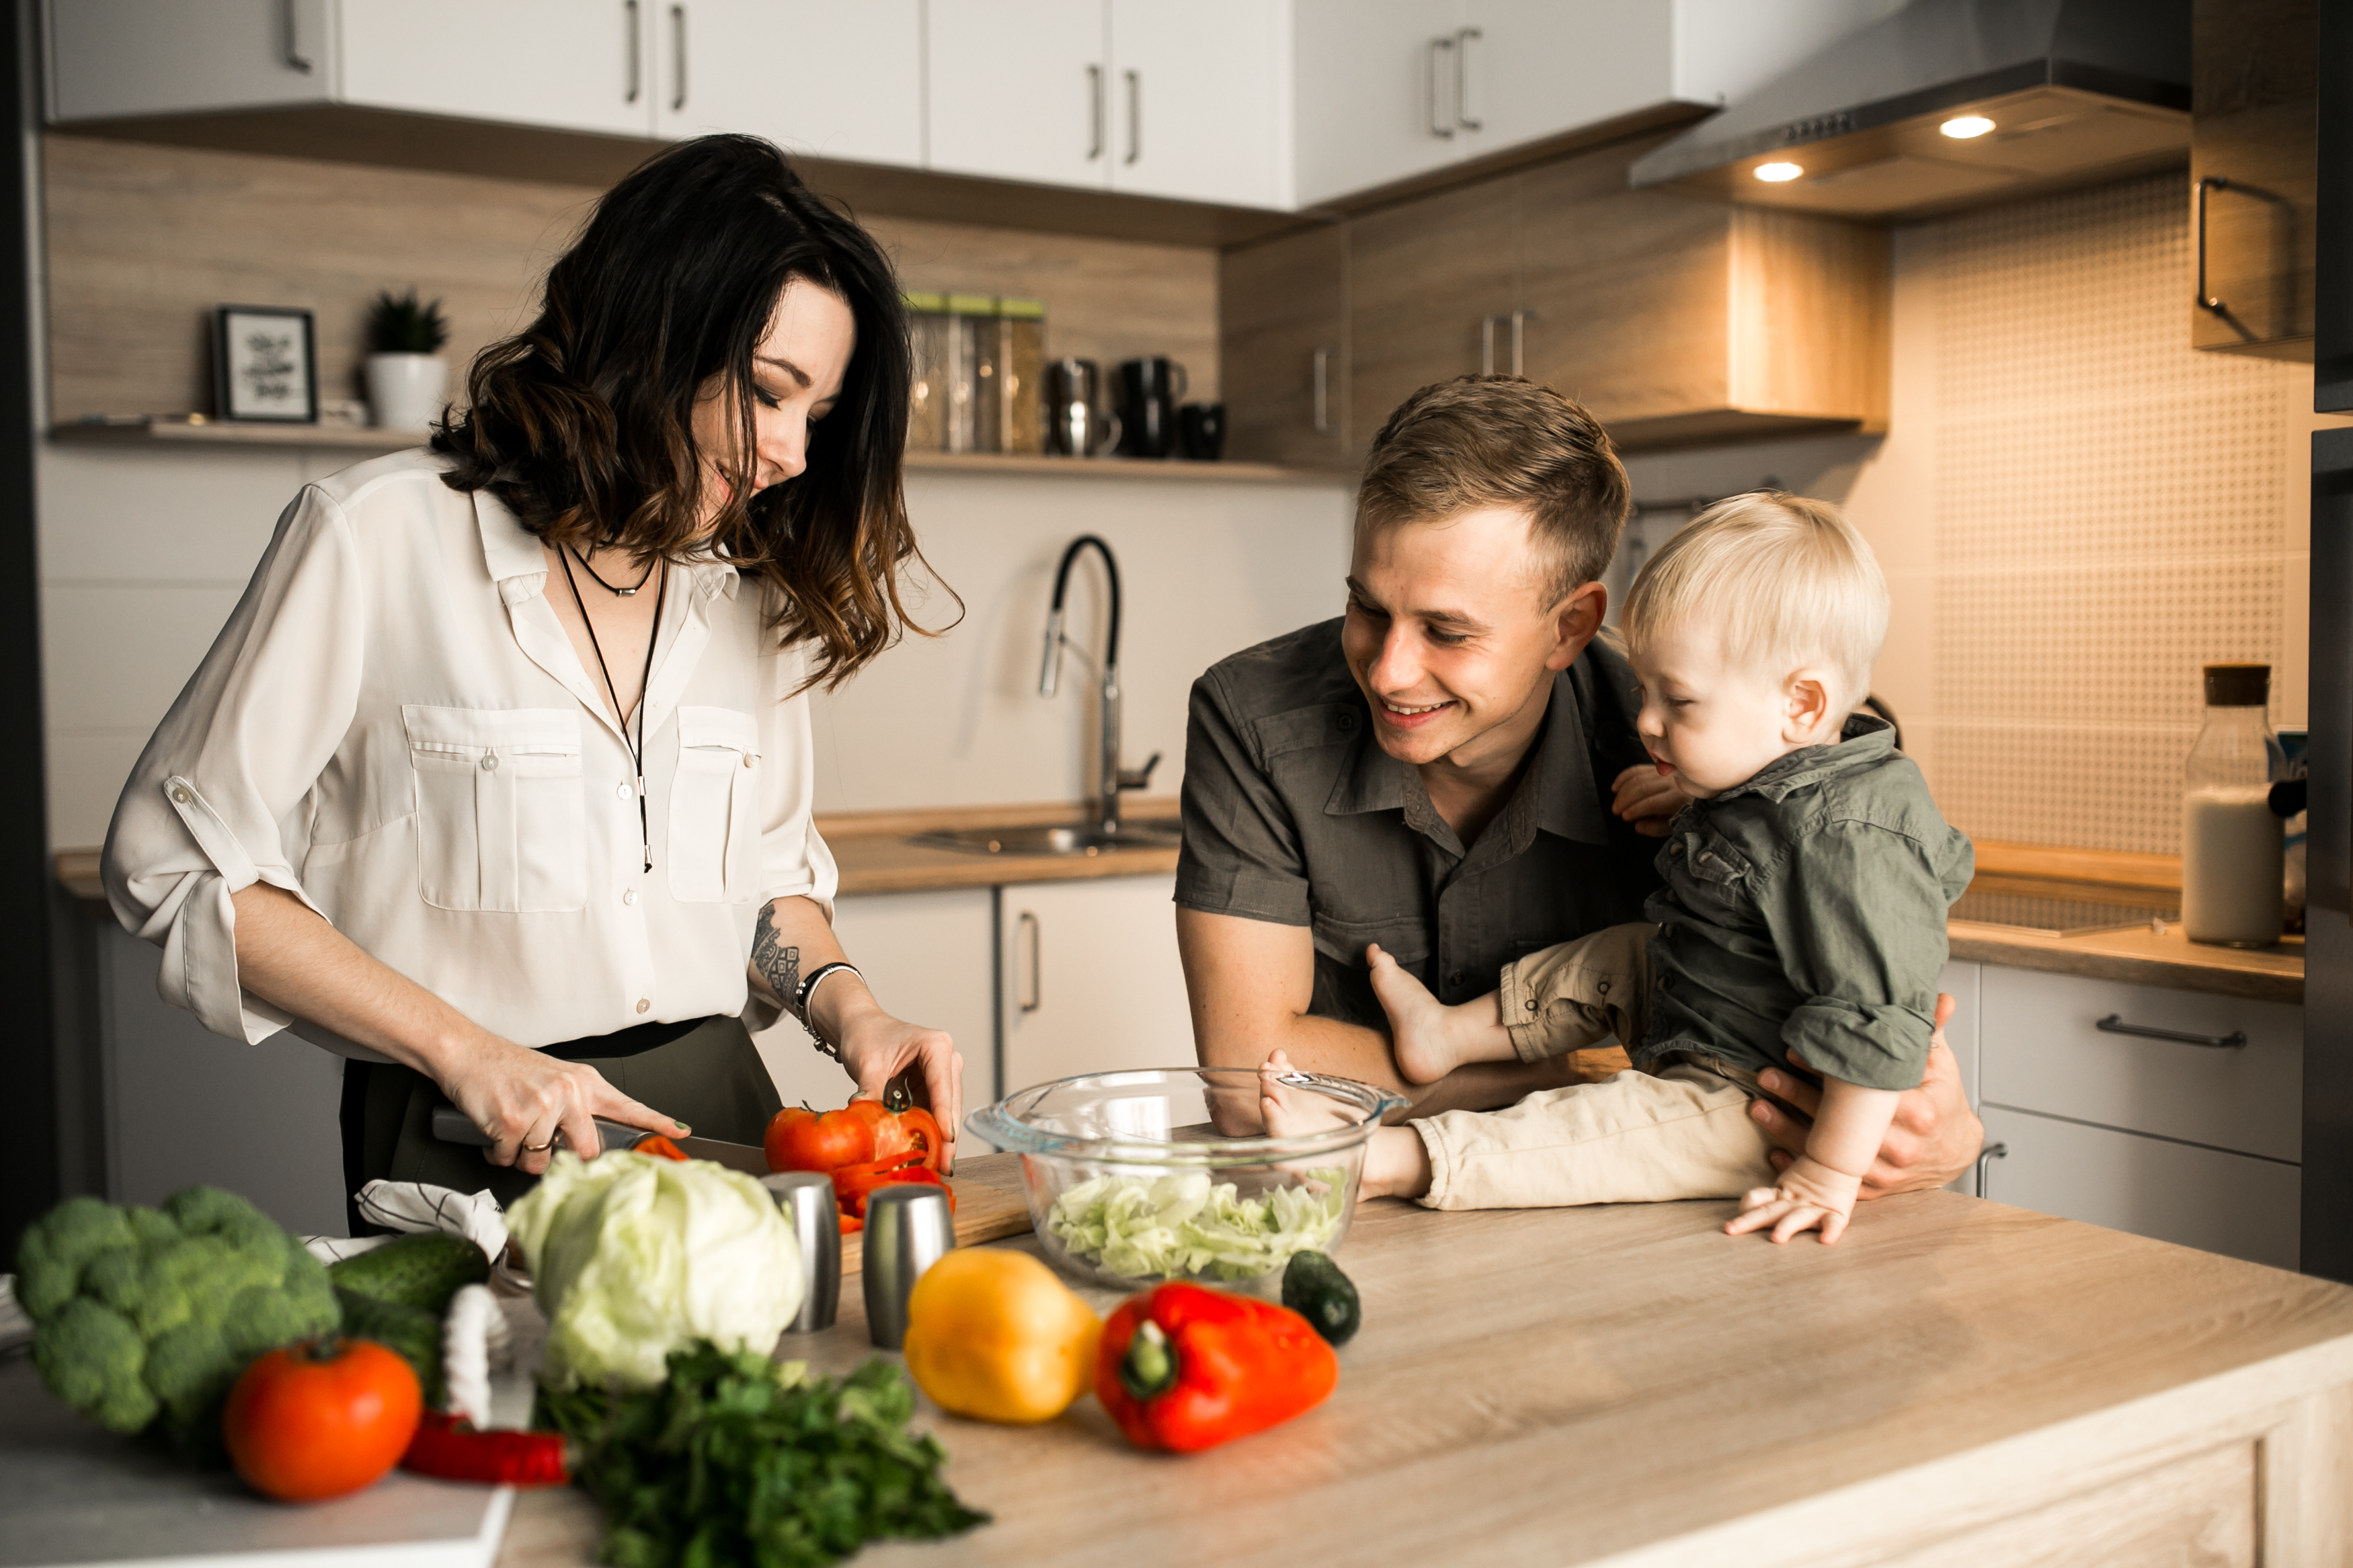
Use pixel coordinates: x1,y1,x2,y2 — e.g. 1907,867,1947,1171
1176,378,1979,1196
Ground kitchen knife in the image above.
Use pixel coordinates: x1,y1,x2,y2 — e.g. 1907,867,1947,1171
426,1100,772,1177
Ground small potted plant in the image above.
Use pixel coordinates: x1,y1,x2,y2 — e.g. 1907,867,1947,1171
364,288,450,433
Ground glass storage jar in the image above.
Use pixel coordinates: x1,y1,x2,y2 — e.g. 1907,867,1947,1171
2182,663,2286,948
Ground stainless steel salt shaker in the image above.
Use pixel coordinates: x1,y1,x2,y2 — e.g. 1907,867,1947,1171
760,1172,842,1333
862,1184,955,1350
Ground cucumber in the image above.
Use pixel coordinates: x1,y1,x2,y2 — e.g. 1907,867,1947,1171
1281,1250,1361,1346
327,1233,488,1314
333,1286,444,1406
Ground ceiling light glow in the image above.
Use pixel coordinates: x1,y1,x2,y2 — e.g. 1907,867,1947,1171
1754,161,1804,183
1940,114,1995,138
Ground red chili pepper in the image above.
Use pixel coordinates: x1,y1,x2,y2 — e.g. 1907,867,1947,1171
401,1410,569,1486
630,1134,689,1161
1094,1282,1337,1453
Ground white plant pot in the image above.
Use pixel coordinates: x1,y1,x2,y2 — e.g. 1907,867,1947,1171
366,353,449,432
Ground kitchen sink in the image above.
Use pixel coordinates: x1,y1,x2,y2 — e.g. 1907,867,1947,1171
909,817,1183,858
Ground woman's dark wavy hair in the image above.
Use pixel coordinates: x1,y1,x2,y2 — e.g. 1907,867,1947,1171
433,134,948,691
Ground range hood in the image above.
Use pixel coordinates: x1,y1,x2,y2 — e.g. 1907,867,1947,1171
1629,0,2190,220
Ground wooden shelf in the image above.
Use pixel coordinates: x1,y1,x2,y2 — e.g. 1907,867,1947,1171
48,420,1352,485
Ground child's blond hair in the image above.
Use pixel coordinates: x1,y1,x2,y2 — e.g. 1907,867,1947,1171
1621,492,1887,710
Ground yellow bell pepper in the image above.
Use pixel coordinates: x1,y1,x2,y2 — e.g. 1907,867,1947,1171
902,1249,1102,1424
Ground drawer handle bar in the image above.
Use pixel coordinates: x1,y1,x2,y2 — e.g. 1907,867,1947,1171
2095,1014,2247,1050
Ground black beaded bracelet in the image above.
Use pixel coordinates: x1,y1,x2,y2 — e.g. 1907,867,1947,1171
793,960,863,1059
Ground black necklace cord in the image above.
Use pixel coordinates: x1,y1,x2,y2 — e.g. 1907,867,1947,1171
570,543,659,597
558,547,669,874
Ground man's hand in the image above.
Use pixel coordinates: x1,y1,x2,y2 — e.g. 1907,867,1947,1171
1610,764,1689,838
1748,994,1982,1199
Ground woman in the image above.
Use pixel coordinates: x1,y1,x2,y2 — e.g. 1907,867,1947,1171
102,136,961,1217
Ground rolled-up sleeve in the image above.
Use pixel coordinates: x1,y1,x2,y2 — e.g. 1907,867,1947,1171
100,487,364,1044
1757,821,1952,1092
1173,669,1312,925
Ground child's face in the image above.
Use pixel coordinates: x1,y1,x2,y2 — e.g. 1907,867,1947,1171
1628,625,1836,798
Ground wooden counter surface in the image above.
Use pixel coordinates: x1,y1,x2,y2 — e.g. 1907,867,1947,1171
501,1153,2353,1567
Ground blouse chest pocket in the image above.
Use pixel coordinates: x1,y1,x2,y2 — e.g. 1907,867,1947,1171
403,706,586,913
1667,827,1757,919
668,706,760,905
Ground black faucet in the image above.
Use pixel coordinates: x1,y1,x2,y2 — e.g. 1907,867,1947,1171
1039,534,1160,833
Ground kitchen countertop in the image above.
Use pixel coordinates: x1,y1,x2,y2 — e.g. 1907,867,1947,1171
50,827,2305,1002
499,1152,2353,1567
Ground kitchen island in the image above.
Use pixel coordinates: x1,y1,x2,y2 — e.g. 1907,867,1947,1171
502,1154,2353,1567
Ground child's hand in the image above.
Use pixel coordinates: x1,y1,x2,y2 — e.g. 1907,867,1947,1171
1726,1155,1864,1245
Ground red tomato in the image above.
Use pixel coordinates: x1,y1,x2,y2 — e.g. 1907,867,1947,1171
764,1106,874,1173
224,1339,422,1502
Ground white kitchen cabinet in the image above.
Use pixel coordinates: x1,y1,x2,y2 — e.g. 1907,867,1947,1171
756,886,997,1112
1980,967,2302,1163
1973,964,2304,1266
48,0,657,136
1291,0,1898,208
1938,959,1982,1194
653,0,922,167
996,874,1194,1106
1979,1105,2301,1272
46,0,336,119
924,0,1107,191
339,1,653,137
1105,0,1290,207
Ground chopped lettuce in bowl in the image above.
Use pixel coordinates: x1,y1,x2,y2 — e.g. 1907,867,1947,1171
1046,1169,1347,1282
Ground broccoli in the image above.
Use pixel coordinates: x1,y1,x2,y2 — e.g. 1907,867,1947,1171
12,1187,341,1457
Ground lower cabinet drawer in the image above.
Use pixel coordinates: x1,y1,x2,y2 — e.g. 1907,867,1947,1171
1979,1105,2301,1271
1979,966,2301,1161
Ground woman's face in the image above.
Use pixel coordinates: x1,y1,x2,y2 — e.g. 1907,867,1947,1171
691,277,856,534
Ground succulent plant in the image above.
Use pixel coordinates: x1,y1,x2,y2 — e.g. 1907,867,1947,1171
364,288,450,356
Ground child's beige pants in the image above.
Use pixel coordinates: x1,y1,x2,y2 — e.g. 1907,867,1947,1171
1413,921,1779,1210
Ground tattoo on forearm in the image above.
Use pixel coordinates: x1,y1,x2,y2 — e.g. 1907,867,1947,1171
752,913,803,1024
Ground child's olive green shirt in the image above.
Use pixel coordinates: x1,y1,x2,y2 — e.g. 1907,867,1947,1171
1637,714,1975,1093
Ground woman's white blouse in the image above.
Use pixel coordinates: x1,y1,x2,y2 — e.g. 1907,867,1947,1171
102,449,836,1051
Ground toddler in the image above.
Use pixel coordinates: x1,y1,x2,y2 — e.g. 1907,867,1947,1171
1269,493,1972,1244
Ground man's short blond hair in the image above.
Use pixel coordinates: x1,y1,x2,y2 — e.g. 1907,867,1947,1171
1622,492,1887,709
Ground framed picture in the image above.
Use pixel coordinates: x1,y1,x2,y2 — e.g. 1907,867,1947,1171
212,305,317,423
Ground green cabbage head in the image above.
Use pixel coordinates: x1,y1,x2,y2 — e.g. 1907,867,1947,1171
506,1151,801,1391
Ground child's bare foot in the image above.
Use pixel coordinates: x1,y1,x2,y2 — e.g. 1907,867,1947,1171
1369,944,1514,1083
1357,1125,1433,1201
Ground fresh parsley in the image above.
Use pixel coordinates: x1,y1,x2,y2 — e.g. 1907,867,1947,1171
539,1342,988,1568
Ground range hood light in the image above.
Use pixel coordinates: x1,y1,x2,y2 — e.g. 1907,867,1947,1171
1940,114,1997,138
1754,161,1805,183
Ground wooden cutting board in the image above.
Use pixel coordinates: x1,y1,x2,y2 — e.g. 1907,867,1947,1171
841,1158,1033,1272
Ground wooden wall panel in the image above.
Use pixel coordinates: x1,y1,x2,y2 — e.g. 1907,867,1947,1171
41,134,1219,423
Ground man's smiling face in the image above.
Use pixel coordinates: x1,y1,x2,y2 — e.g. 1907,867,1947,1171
1340,505,1594,772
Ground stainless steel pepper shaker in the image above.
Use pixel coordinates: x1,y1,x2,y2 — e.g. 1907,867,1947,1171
862,1185,955,1350
760,1171,842,1333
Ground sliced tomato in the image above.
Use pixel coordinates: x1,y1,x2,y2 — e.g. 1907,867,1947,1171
832,1161,955,1221
763,1106,875,1174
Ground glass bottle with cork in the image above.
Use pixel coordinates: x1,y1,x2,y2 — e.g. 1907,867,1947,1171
2182,662,2286,948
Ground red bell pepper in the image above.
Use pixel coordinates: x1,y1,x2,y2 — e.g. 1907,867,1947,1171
629,1134,688,1161
401,1411,568,1486
1094,1282,1337,1453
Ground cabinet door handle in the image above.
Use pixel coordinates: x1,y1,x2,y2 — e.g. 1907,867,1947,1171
1087,65,1105,160
624,0,641,104
1509,308,1534,377
1124,69,1142,165
1975,1140,2007,1196
2196,175,2229,315
1455,27,1482,131
669,4,687,112
1479,313,1500,375
282,0,315,73
2096,1014,2247,1050
1017,911,1041,1015
1312,345,1335,434
1427,37,1455,140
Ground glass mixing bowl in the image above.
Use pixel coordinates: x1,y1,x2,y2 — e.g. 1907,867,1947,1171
967,1067,1407,1289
